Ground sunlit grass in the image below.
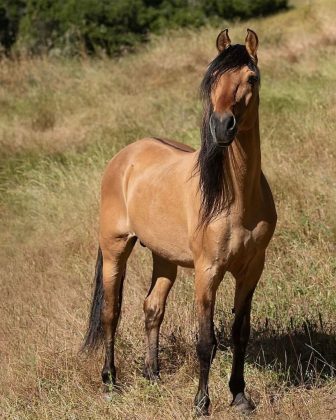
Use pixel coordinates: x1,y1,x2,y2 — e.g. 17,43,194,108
1,0,335,418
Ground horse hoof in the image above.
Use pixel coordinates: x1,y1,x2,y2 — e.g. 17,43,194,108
195,406,210,417
102,391,113,401
231,392,255,414
142,367,160,383
148,375,160,384
102,381,123,398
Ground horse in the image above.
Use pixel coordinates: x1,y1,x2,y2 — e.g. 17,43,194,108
83,28,277,415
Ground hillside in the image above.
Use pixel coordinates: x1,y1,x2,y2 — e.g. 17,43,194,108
0,0,335,418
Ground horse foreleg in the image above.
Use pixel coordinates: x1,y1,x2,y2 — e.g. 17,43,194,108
143,253,177,381
194,266,222,416
229,252,265,412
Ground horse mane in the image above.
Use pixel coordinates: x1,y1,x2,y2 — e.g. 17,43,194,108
196,44,257,225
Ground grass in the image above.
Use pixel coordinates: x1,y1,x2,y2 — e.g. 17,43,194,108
1,0,336,418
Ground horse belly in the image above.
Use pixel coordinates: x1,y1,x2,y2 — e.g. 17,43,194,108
126,177,194,268
130,212,194,267
139,232,194,268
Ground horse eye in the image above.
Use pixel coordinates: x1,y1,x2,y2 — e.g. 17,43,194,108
248,75,258,85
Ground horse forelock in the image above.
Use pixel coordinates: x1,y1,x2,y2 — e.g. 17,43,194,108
200,44,255,102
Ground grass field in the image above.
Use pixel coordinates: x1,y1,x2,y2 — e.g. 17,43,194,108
1,0,335,418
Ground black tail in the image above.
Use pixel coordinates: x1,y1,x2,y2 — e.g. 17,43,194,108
82,247,104,351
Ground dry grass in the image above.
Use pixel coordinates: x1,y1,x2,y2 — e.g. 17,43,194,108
1,0,336,418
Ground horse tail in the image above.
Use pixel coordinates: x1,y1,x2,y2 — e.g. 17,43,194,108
82,247,104,351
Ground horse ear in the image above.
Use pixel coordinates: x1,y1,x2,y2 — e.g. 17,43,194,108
216,29,231,53
245,28,258,60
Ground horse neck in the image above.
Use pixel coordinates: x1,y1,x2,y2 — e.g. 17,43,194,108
228,114,262,209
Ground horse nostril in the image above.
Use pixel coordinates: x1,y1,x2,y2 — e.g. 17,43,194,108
227,115,236,131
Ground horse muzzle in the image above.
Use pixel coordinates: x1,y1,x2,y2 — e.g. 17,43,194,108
210,111,237,147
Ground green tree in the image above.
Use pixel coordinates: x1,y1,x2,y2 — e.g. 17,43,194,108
0,0,289,57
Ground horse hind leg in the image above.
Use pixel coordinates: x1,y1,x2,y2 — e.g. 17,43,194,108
100,235,136,390
143,253,177,380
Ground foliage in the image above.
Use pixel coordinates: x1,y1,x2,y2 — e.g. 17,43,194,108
0,0,288,56
202,0,289,20
0,0,25,54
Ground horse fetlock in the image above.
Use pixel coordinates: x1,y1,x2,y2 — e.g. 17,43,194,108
229,376,246,396
194,391,211,417
196,338,217,364
101,366,116,387
142,363,160,382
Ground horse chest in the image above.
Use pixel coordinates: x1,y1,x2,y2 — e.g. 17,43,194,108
212,218,274,269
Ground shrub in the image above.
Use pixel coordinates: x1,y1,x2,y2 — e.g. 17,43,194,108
202,0,289,19
0,0,289,56
0,0,25,54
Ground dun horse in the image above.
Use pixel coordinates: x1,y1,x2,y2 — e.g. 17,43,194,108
83,29,277,415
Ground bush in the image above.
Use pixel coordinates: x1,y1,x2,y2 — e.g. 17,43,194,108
17,0,150,55
0,0,289,56
202,0,289,19
0,0,25,54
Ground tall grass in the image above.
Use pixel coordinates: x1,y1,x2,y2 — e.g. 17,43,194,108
1,0,335,418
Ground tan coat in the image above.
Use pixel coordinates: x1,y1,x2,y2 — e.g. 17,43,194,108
84,29,277,416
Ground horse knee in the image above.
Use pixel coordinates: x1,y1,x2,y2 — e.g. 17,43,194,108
232,318,250,348
196,336,217,364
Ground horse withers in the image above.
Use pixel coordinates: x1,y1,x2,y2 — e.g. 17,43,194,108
83,29,277,416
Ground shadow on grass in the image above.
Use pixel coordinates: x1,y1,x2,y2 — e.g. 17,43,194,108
217,316,336,387
140,316,335,388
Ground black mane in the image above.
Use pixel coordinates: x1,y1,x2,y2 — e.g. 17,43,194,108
196,44,256,225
